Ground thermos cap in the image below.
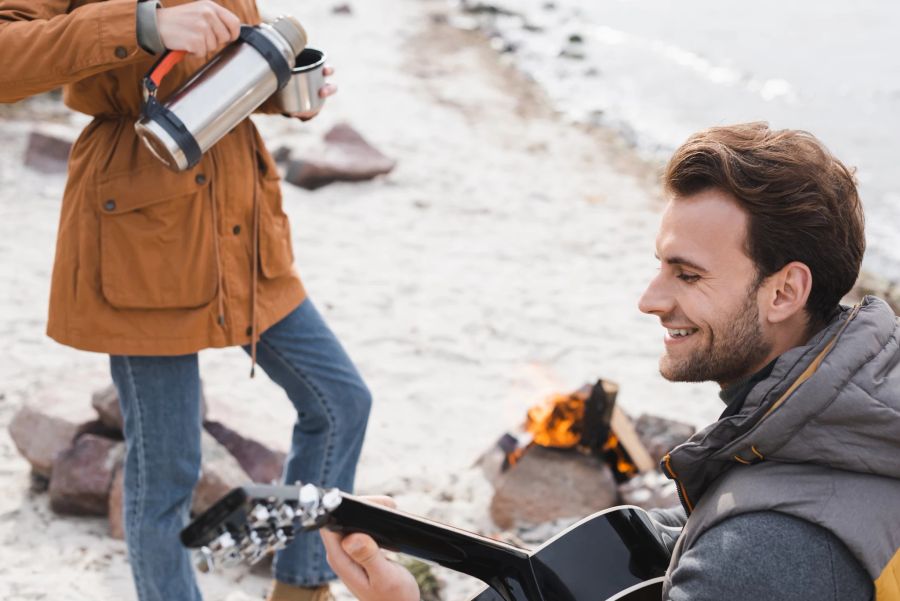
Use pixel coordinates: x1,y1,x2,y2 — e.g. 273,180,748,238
271,15,308,57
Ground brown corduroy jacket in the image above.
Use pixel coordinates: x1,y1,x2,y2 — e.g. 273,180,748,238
0,0,306,356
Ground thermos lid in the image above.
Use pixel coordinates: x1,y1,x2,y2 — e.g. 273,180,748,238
270,15,308,57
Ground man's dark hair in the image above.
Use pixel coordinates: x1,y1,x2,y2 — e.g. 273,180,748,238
664,122,865,329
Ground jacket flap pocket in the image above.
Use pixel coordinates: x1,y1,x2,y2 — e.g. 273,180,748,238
97,167,210,214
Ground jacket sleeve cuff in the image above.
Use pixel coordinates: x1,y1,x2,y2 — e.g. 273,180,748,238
136,0,165,55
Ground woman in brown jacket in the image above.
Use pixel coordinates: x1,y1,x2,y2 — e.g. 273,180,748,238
0,2,371,600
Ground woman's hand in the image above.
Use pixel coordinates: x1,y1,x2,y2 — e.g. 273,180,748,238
157,1,242,57
320,496,421,601
287,66,337,121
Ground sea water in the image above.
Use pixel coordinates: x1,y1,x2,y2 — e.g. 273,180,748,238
459,0,900,280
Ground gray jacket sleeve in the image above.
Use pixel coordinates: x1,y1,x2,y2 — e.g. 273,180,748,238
136,0,165,55
666,511,873,601
649,505,687,553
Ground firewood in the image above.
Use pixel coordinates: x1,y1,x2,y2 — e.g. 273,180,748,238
609,406,655,473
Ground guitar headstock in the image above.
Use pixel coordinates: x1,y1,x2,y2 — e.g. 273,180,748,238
180,483,343,572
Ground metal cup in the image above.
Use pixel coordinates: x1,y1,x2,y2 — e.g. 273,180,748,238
273,47,327,114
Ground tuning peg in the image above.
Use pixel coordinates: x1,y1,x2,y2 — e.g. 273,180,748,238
196,546,215,573
322,489,341,511
299,483,320,509
249,503,271,527
211,531,236,553
275,503,295,527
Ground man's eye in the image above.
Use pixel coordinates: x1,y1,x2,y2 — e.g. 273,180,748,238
677,273,701,283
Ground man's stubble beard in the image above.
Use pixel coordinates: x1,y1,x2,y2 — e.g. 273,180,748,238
660,290,773,385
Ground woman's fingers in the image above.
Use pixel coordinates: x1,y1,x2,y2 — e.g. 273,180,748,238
318,83,338,99
157,1,241,57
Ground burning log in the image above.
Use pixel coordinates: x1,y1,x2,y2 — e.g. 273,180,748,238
608,406,655,474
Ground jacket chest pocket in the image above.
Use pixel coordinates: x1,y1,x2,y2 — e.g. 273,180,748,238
97,169,217,310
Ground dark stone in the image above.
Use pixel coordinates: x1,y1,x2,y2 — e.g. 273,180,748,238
634,414,696,464
283,124,396,191
193,431,251,515
203,420,286,484
461,2,515,16
75,418,124,442
568,33,584,44
332,3,353,14
8,405,79,477
271,145,292,163
49,434,124,516
30,471,50,493
489,446,618,529
24,130,73,173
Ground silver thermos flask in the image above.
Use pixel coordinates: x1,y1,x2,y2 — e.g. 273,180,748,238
135,16,307,172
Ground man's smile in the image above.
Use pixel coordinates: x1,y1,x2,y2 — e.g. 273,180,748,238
663,325,700,344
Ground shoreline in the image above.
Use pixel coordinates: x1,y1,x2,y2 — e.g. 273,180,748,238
445,0,900,286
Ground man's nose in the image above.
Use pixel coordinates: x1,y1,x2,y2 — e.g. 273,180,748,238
638,273,675,316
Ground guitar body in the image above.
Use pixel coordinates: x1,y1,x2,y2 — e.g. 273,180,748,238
469,508,668,601
471,582,662,601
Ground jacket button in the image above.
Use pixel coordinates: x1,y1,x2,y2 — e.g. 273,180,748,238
195,173,207,185
114,46,128,59
232,225,241,235
245,326,253,336
103,199,116,211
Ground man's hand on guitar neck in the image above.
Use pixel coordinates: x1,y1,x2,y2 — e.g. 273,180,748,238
320,496,421,601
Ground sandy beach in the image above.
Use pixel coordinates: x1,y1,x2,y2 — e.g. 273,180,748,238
0,0,721,599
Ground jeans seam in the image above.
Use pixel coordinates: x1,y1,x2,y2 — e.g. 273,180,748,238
259,338,336,585
259,337,337,484
122,356,149,601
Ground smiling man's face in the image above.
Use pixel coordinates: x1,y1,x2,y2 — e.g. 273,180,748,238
638,188,774,387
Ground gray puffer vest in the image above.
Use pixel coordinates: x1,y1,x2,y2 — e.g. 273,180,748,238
660,297,900,601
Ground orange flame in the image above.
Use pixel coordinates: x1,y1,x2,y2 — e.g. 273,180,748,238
525,392,584,448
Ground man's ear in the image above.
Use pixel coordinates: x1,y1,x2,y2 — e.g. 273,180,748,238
762,261,813,324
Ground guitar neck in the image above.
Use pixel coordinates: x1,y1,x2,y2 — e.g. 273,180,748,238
182,484,546,601
324,493,544,601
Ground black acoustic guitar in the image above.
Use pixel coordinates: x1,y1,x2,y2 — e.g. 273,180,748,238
181,483,671,601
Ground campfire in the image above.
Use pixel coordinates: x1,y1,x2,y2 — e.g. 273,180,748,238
500,380,651,483
481,378,694,532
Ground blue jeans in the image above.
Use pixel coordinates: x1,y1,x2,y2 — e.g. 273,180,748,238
110,299,371,601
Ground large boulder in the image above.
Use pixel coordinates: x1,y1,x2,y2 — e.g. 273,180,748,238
91,382,208,433
489,446,618,529
193,431,252,515
8,405,79,477
108,467,126,540
49,434,124,516
203,420,285,484
23,126,75,173
634,414,696,465
283,124,396,190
